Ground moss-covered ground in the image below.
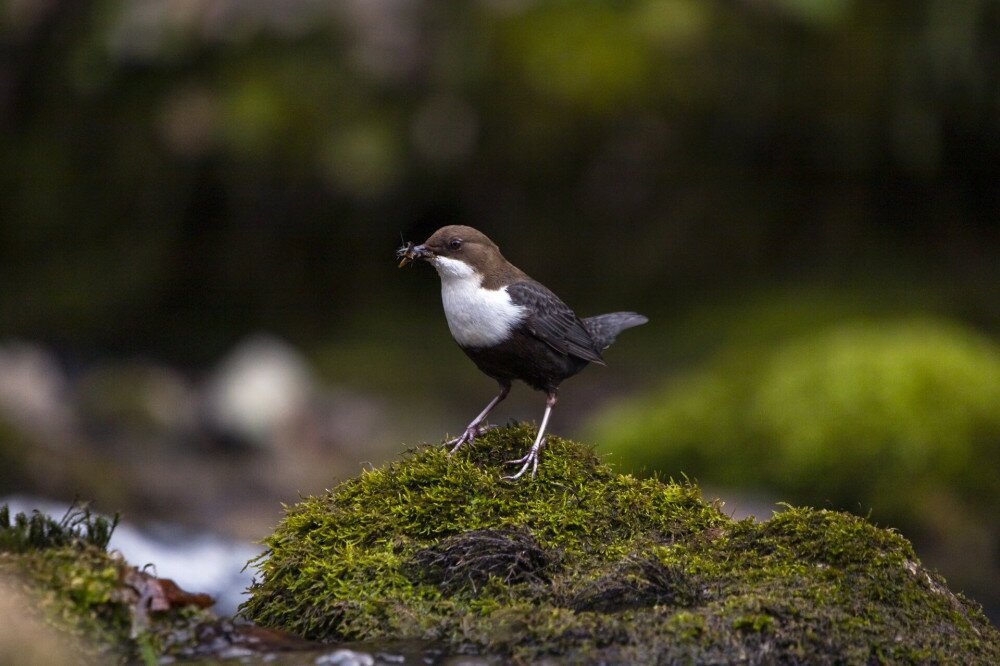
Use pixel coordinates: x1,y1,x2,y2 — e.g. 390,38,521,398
241,424,1000,663
0,504,217,664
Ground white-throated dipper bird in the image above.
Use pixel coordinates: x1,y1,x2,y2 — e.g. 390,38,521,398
397,225,647,479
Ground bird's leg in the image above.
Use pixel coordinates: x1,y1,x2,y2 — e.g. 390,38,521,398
503,392,557,480
446,381,511,455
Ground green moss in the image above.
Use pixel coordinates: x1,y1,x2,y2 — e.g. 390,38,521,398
1,547,131,660
241,425,1000,663
0,503,118,553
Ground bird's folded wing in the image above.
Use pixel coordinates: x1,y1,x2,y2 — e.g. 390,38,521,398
506,281,605,364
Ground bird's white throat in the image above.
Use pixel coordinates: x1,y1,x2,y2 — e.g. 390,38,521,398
431,256,525,348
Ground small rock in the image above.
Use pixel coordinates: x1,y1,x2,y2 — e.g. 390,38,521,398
315,648,376,666
0,340,74,445
203,333,315,449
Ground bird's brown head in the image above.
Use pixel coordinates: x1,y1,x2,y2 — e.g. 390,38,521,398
397,225,525,285
421,225,497,260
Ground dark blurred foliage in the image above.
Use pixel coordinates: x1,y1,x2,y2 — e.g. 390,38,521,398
2,0,998,365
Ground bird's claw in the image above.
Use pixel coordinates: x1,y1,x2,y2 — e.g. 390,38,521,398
501,454,538,480
502,439,544,480
445,423,498,456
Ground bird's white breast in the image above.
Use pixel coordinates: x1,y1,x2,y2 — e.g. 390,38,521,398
432,256,525,348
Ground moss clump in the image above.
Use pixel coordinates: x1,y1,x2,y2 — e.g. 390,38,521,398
241,425,1000,663
0,503,118,553
0,504,216,664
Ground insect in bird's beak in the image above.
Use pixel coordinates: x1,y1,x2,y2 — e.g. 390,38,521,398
396,242,432,267
396,241,416,268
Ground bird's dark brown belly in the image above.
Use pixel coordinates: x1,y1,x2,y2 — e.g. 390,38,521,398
460,327,589,393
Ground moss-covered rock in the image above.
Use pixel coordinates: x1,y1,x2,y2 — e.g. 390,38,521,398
0,504,217,664
240,425,999,663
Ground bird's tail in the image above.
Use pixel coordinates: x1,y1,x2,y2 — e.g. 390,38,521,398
583,312,648,350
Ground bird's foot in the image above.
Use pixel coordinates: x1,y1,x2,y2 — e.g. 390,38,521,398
502,437,546,480
445,423,499,456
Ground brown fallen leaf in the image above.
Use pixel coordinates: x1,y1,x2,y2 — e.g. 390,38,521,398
121,568,216,636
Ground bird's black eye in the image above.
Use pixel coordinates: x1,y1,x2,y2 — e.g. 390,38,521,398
448,238,462,250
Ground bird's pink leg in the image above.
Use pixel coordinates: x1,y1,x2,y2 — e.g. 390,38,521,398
503,392,557,480
446,382,510,455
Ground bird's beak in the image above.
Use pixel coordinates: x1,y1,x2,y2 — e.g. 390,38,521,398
396,242,434,268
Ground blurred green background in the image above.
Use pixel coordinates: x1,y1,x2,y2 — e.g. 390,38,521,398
1,0,997,618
